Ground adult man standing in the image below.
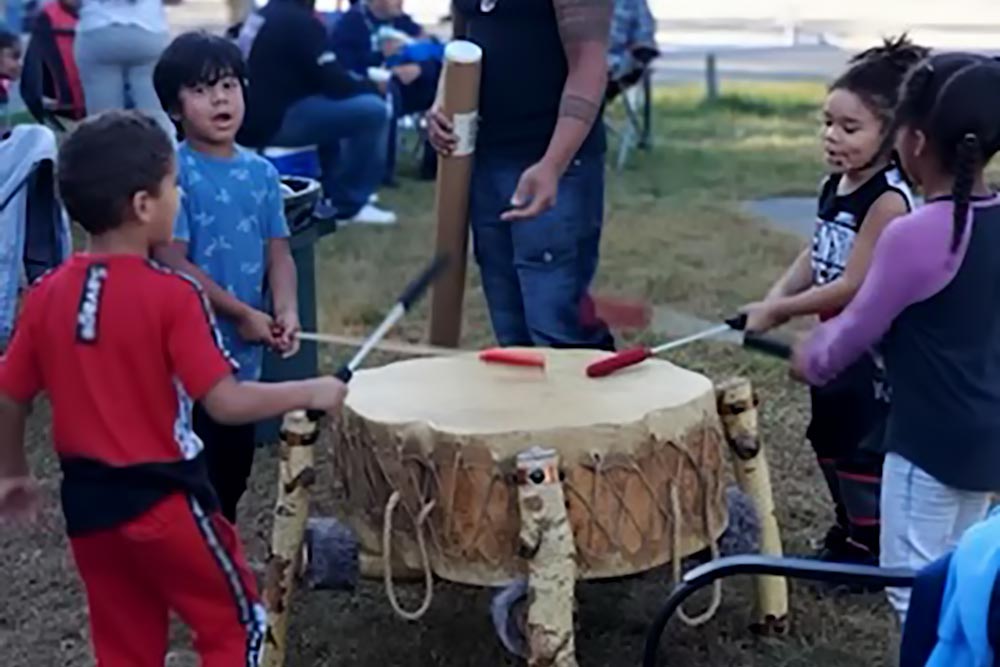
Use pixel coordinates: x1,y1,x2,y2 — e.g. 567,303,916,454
428,0,615,350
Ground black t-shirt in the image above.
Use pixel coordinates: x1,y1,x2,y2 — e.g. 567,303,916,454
236,0,375,148
806,165,915,449
812,165,915,287
453,0,605,161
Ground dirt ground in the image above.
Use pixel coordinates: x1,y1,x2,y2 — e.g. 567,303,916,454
1,85,904,666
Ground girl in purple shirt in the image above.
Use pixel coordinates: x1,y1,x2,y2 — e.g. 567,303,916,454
794,52,1000,621
743,37,927,566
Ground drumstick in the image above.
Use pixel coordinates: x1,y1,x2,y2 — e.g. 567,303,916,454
585,315,792,378
297,331,460,357
296,333,546,370
306,254,449,420
478,348,546,368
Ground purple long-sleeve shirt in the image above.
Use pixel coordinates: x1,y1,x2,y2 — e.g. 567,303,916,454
800,199,993,385
800,195,1000,491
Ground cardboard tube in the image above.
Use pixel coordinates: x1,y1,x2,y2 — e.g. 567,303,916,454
428,40,482,347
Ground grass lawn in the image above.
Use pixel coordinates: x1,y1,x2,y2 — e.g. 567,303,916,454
2,82,903,667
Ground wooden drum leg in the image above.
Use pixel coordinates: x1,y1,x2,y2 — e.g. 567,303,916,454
516,447,578,667
715,378,789,634
261,411,319,667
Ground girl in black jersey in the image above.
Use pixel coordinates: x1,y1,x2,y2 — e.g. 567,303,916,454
741,36,927,565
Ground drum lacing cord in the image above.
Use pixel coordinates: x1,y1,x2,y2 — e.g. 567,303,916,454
382,491,436,621
669,481,722,626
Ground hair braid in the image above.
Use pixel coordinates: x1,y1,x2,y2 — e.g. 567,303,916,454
951,133,979,252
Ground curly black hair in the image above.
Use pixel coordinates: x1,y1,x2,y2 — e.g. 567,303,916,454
830,35,930,166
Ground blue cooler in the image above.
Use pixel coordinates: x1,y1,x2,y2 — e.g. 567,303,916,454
260,145,321,180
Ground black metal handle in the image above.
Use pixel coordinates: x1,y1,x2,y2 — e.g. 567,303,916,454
743,333,793,360
725,313,748,331
642,555,916,667
399,253,449,311
725,313,792,359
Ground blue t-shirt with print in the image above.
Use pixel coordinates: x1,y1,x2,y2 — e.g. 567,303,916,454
173,143,289,381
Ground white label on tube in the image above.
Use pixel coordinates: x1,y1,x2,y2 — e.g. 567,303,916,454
452,111,478,157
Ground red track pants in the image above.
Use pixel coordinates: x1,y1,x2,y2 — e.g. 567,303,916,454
69,493,264,667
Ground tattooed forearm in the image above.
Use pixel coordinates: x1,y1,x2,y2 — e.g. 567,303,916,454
553,0,612,45
559,94,600,124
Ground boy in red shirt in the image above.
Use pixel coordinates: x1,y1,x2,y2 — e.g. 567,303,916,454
0,110,346,667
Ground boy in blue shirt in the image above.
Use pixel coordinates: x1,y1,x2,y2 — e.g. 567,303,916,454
152,31,299,522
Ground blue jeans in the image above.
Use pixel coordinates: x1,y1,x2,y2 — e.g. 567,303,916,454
74,25,174,141
270,94,390,219
470,154,614,349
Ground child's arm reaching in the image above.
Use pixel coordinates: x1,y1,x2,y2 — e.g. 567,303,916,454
267,238,299,356
0,396,39,521
154,242,277,348
168,281,346,425
263,167,298,356
745,191,908,332
766,247,813,300
742,247,812,332
0,293,43,521
202,375,345,425
793,204,963,384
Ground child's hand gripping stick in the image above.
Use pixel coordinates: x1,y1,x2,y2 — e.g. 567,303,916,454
478,348,546,368
305,254,450,420
724,314,793,360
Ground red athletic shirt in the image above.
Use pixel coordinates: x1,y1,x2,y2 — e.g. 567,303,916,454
0,253,234,463
0,255,235,527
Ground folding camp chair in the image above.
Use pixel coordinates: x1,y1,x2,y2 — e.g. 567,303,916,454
643,551,1000,667
608,61,655,171
606,0,658,171
0,125,71,348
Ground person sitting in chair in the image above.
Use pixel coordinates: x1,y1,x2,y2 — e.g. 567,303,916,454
330,0,441,182
237,0,397,225
606,0,658,102
20,0,86,129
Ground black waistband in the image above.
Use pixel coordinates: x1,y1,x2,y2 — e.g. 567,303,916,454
60,454,219,537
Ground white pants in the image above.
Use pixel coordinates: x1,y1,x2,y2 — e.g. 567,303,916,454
880,452,991,623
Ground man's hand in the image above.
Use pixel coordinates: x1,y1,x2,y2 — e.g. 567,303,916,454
426,106,456,156
237,308,278,347
392,63,422,86
500,160,561,221
273,310,301,358
307,377,349,414
0,476,40,523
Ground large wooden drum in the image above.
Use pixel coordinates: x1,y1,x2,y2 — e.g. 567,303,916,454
333,348,728,586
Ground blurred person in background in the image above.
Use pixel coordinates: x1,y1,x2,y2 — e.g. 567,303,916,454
237,0,397,225
330,0,441,183
74,0,175,137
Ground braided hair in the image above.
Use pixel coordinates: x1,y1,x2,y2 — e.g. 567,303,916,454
897,53,1000,251
829,35,929,168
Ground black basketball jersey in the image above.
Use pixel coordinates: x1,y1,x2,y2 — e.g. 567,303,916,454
811,165,915,286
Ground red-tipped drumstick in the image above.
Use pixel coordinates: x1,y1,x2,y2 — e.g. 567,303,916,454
585,314,792,378
478,348,546,368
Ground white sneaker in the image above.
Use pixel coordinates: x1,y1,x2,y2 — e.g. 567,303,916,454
343,203,397,226
368,192,380,204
